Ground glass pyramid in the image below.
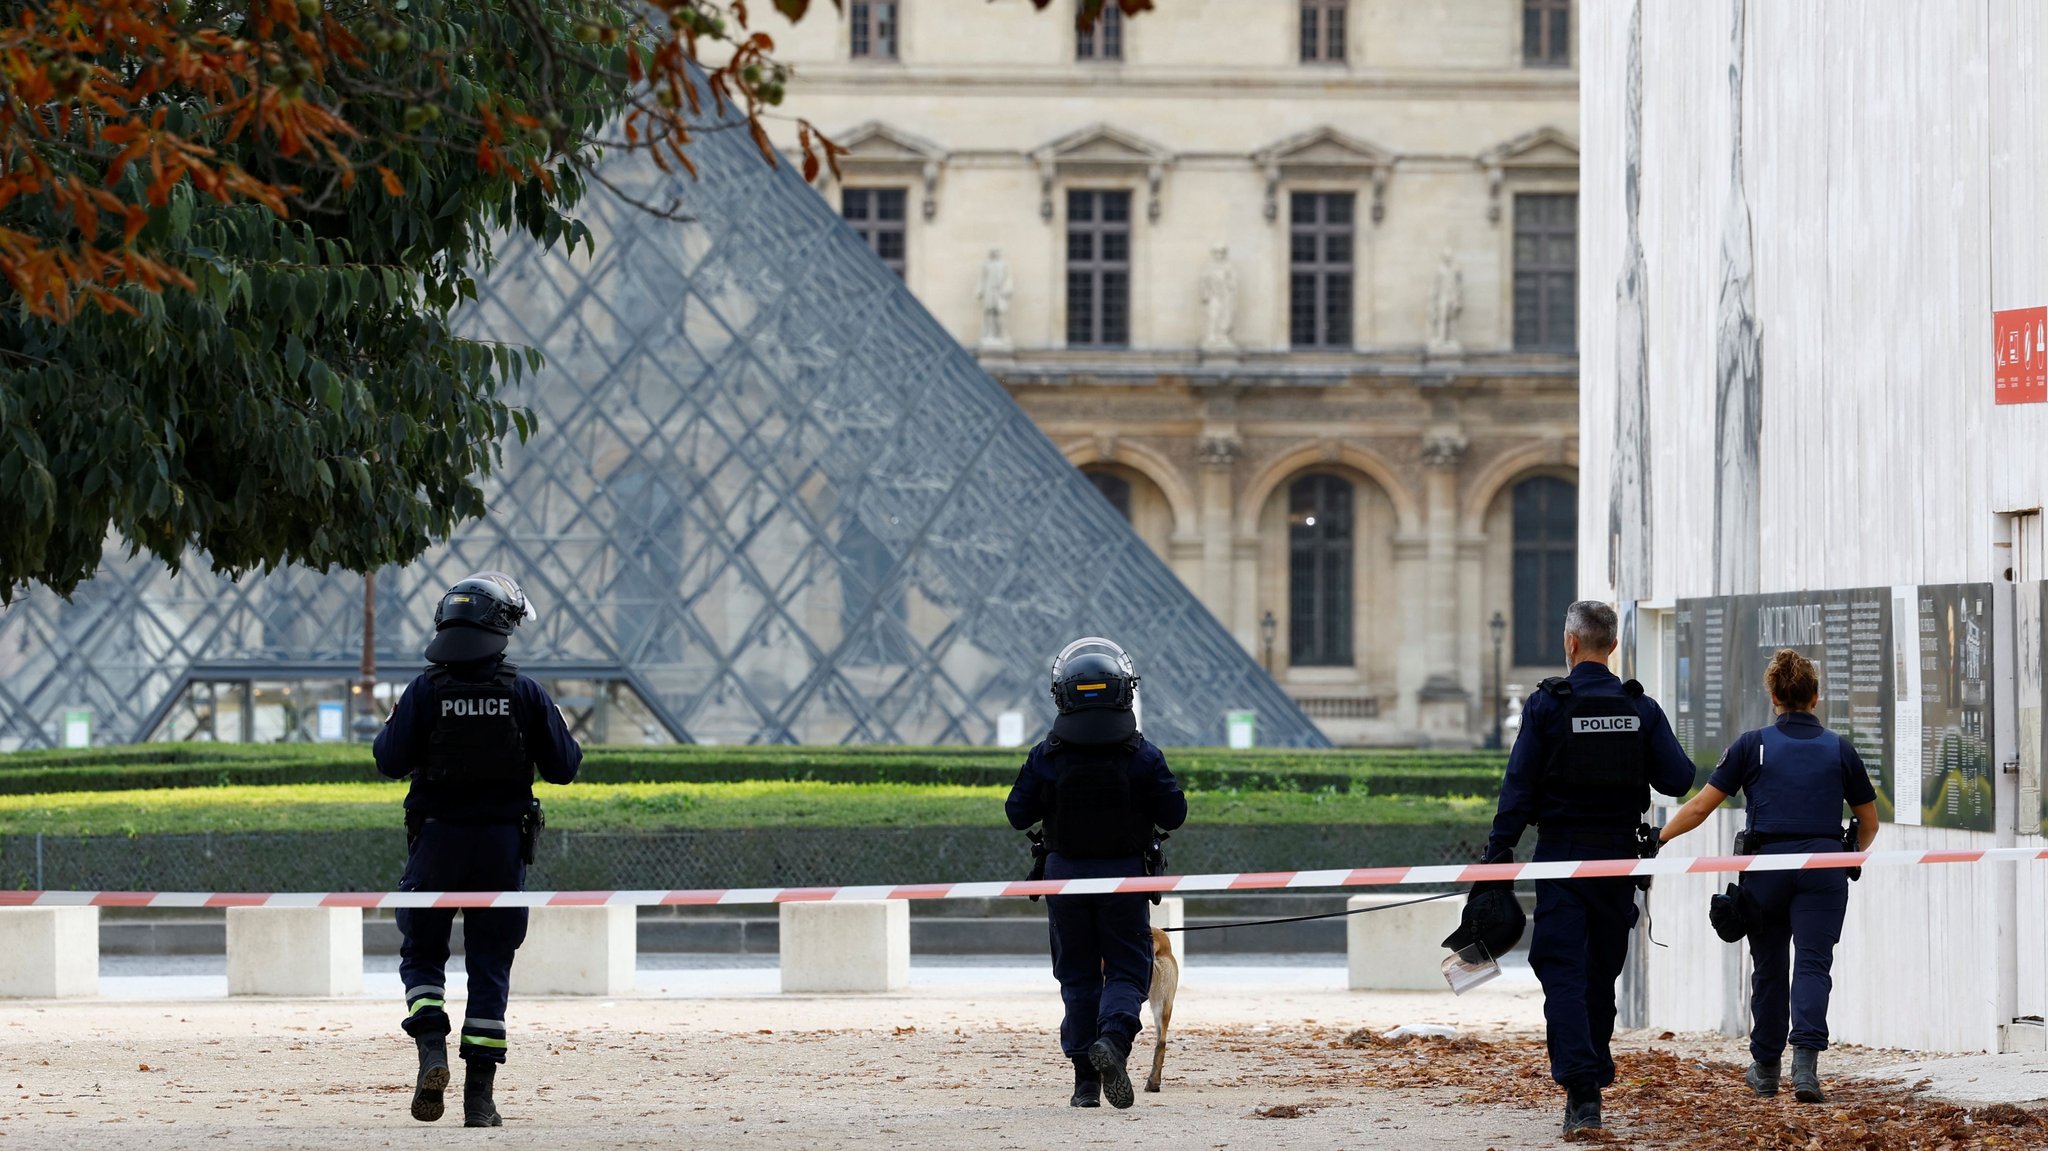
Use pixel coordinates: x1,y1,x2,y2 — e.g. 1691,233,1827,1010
0,99,1326,749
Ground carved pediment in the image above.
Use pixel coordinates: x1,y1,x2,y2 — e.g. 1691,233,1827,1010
1481,127,1579,223
1252,126,1396,225
1036,123,1173,168
1032,124,1175,223
1483,126,1579,172
1254,126,1395,173
836,121,947,166
826,121,948,221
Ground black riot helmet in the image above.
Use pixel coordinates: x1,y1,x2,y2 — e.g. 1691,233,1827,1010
1441,884,1526,964
424,571,536,664
1050,637,1140,715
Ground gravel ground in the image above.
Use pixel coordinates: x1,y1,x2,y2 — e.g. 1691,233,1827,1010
0,974,2040,1150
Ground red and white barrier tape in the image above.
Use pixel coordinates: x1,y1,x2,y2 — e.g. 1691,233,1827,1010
2,847,2042,909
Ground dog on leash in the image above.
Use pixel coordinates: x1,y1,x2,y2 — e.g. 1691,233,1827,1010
1144,925,1179,1093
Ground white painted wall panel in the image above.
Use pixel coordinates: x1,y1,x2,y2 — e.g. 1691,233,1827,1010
1585,1,2039,596
1587,0,2048,1053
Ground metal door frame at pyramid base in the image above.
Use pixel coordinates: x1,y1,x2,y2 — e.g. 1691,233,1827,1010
137,661,691,745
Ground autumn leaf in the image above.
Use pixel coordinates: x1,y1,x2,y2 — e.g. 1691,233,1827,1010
377,166,404,197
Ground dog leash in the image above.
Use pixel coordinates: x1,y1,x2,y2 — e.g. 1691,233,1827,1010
1160,890,1462,933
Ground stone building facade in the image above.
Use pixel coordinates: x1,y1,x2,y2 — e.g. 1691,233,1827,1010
763,0,1582,744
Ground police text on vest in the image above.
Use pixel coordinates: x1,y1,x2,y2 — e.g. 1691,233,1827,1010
443,698,512,718
1571,716,1640,733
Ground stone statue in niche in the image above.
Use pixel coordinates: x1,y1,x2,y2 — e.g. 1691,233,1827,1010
1426,248,1464,355
976,247,1014,351
1198,243,1238,354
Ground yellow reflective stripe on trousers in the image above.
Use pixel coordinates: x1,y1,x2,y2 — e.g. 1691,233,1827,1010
461,1036,509,1049
407,998,446,1015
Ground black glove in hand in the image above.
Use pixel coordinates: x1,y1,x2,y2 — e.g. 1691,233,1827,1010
1847,866,1862,882
1634,823,1663,860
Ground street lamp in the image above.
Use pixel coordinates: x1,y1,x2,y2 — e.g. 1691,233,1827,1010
1487,611,1507,750
1259,610,1277,673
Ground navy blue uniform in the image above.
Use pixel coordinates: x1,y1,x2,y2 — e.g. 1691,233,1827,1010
1487,661,1694,1091
1709,713,1876,1064
1006,736,1186,1058
373,658,582,1064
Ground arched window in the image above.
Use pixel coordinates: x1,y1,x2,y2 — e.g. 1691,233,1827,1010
1512,477,1577,665
1086,470,1132,521
1288,474,1353,667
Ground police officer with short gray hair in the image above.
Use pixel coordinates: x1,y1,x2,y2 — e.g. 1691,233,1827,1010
1482,600,1695,1136
374,571,583,1127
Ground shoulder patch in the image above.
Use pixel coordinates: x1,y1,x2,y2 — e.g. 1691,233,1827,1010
1538,676,1573,699
1621,679,1645,698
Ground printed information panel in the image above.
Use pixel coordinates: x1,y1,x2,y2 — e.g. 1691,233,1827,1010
1674,583,1997,829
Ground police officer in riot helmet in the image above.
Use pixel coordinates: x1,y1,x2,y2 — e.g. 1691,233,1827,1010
1005,638,1186,1110
1658,649,1879,1105
1476,601,1694,1136
372,571,583,1127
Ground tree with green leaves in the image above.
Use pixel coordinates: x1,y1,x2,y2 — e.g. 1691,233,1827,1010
0,0,1151,603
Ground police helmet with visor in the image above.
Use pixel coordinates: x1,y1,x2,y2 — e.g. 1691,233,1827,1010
1049,637,1139,715
425,571,537,664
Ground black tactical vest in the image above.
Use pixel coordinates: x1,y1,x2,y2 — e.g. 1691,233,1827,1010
421,664,530,801
1043,737,1151,859
1539,677,1651,825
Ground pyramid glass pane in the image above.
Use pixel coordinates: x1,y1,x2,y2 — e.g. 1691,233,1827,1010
0,100,1327,750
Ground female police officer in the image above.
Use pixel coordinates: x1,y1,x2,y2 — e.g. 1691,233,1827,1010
1659,648,1878,1104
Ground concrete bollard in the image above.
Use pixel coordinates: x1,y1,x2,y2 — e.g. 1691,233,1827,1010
226,907,363,996
515,906,636,996
1149,896,1185,958
1346,894,1465,992
0,907,99,998
779,901,909,993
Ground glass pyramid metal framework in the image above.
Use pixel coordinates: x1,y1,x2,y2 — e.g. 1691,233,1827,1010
0,104,1326,749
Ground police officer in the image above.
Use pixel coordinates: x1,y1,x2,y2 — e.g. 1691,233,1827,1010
372,571,583,1127
1482,600,1694,1136
1005,638,1186,1111
1658,648,1879,1104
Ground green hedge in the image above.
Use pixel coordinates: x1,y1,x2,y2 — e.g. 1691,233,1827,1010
0,823,1493,892
0,744,1506,798
0,781,1497,835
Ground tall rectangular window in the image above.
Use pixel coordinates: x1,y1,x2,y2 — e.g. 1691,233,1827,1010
1513,193,1577,351
841,188,907,278
851,1,898,60
1077,3,1123,61
1289,474,1354,667
1289,192,1353,349
1300,0,1346,63
1523,0,1570,67
1511,477,1577,666
1066,189,1131,348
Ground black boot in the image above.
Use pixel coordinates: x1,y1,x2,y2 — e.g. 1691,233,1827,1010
1069,1056,1101,1108
463,1058,503,1128
1086,1037,1135,1111
1562,1084,1602,1135
410,1037,449,1123
1790,1047,1824,1104
1745,1058,1781,1097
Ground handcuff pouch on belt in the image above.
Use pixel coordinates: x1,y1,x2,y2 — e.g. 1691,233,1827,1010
520,799,546,866
1024,828,1049,902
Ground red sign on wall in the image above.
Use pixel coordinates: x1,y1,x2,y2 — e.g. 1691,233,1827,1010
1995,306,2048,405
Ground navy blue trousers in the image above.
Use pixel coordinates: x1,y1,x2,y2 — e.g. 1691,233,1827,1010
1527,833,1640,1090
1044,853,1154,1058
397,821,528,1064
1743,839,1849,1063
